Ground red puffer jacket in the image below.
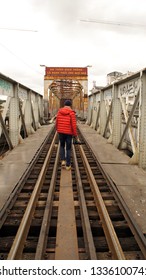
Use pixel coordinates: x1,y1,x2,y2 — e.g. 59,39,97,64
56,107,77,136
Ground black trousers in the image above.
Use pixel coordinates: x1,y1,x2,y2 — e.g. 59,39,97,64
59,133,72,166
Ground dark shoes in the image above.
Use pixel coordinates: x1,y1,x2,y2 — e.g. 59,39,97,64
61,161,71,170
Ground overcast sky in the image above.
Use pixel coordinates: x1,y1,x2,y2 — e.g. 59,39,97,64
0,0,146,96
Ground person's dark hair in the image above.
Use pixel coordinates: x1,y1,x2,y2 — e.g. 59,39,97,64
64,100,72,106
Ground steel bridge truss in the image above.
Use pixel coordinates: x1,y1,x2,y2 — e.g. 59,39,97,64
87,68,146,170
0,73,44,152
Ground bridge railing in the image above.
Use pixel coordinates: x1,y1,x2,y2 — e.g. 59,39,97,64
87,68,146,170
0,73,44,152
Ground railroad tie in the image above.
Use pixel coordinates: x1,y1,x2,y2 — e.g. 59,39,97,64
55,169,79,260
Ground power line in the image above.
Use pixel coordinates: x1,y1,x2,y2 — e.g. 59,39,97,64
0,27,38,32
80,19,146,28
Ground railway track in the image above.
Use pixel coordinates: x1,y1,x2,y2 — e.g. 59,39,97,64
0,125,146,260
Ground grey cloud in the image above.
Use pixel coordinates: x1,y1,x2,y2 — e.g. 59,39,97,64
31,0,84,21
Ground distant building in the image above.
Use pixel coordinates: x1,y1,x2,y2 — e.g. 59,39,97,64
107,71,134,85
89,81,103,95
89,70,135,95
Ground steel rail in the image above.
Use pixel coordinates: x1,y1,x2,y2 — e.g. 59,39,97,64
35,143,60,259
78,127,146,259
100,165,146,259
0,125,55,228
7,132,57,260
72,145,97,259
78,144,126,260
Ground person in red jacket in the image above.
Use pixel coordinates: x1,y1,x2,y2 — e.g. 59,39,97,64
56,99,77,170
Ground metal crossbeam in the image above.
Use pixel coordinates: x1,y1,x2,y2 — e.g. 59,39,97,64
118,87,140,152
0,111,13,150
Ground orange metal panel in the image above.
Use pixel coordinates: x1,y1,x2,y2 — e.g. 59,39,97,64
45,67,88,80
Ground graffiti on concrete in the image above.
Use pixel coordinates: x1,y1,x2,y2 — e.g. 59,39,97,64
0,79,13,97
119,78,139,98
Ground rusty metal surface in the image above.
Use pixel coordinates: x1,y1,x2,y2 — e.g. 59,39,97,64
45,67,88,78
45,68,87,100
0,125,53,212
0,123,146,260
72,145,97,259
49,80,83,100
7,132,57,260
55,169,79,260
78,144,125,260
35,144,60,260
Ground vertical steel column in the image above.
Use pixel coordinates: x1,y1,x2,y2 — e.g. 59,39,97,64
44,80,49,120
91,94,96,128
92,100,98,130
100,91,107,136
112,84,122,147
48,89,53,118
9,84,19,147
24,91,34,135
33,95,39,129
38,95,44,124
95,102,100,132
139,71,146,169
87,96,92,125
